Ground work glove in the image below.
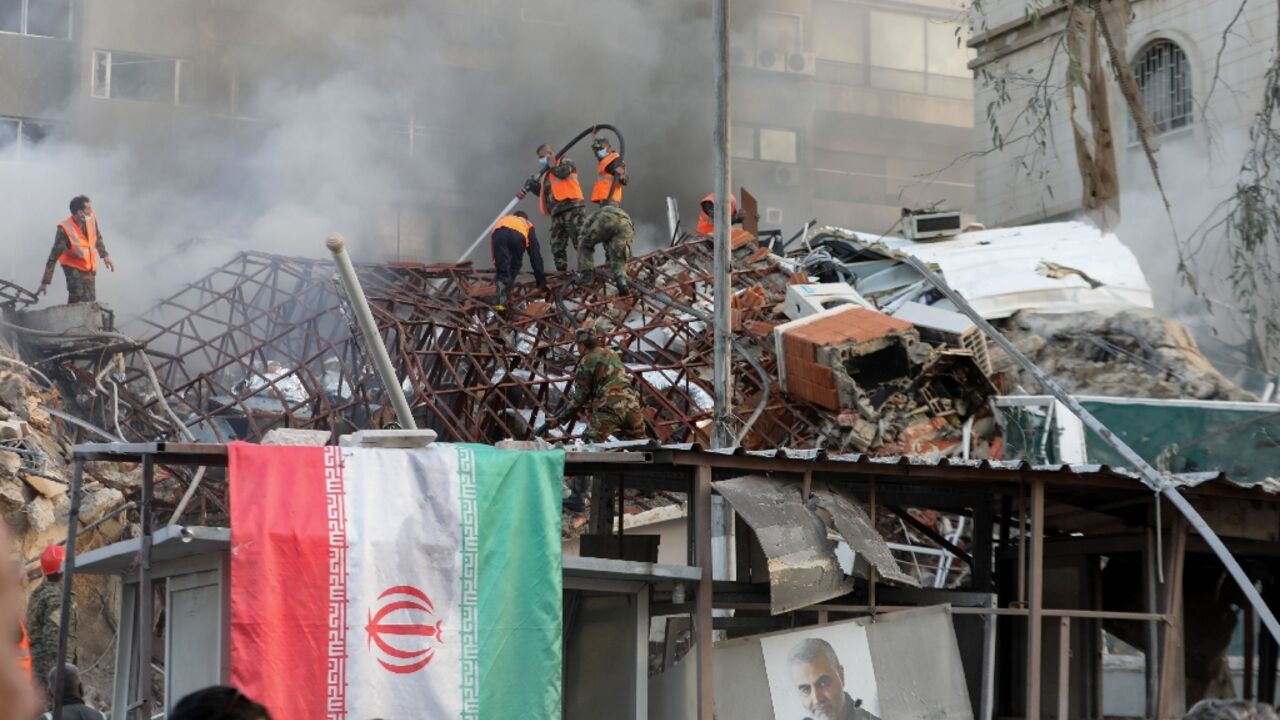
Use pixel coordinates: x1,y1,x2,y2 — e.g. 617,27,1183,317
522,175,540,196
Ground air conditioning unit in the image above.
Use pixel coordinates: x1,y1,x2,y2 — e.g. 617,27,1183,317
731,43,756,69
757,48,785,72
786,52,816,75
783,283,874,320
764,207,784,225
891,301,993,374
901,209,962,241
772,165,800,187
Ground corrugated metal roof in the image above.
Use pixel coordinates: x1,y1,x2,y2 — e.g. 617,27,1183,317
563,440,1277,493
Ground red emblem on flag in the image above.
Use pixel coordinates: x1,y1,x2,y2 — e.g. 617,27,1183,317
364,585,445,674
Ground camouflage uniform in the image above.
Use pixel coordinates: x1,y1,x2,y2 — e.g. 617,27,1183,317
556,345,646,442
540,159,587,273
27,580,75,686
42,222,109,304
577,205,634,281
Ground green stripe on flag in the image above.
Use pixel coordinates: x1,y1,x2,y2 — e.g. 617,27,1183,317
460,444,564,719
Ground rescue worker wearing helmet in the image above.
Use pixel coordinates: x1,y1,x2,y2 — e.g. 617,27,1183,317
27,545,76,693
544,324,647,443
589,137,626,207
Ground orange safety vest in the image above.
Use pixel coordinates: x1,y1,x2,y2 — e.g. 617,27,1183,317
696,192,738,235
492,215,534,249
16,621,31,682
591,152,624,204
538,165,585,216
57,214,99,273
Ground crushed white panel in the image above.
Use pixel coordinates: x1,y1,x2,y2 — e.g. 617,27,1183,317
782,283,873,320
821,221,1154,318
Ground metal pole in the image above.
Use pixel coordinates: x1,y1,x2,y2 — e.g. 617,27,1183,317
901,254,1280,646
694,464,716,719
136,454,154,720
51,457,83,720
326,234,417,430
711,0,733,450
1027,477,1045,720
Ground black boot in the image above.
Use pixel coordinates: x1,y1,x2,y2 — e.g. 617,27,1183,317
614,274,630,295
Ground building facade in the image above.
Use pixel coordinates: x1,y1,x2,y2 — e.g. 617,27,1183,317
1,0,977,262
968,0,1279,388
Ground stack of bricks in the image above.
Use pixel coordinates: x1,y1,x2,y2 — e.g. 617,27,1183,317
778,306,915,411
730,283,770,332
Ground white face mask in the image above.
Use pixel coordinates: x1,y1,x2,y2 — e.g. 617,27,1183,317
596,148,608,159
539,156,549,168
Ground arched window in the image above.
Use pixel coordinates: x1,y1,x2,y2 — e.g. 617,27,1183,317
1133,40,1193,132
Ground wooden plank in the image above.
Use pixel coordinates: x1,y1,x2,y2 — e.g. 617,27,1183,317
1028,477,1045,720
1157,518,1188,720
695,464,715,720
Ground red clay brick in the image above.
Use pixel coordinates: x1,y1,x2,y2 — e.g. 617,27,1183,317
730,227,757,249
812,364,834,388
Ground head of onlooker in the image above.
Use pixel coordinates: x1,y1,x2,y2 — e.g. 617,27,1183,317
44,662,95,709
169,685,272,720
1186,699,1280,720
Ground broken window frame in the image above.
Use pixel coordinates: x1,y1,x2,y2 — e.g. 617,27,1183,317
91,49,192,106
0,115,53,160
0,0,71,39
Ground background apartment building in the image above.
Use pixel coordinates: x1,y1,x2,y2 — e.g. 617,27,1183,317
969,0,1279,390
1,0,975,274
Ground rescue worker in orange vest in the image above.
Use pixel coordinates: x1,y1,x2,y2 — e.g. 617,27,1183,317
589,137,627,207
490,211,547,312
37,196,114,304
696,192,744,236
523,144,587,273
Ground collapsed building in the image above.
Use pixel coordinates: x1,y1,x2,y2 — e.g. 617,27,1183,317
2,214,1277,716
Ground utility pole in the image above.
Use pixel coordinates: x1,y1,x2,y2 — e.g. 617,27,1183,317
711,0,734,450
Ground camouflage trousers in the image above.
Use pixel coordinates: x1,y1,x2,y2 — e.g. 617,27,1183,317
577,205,634,279
583,403,647,443
549,206,586,273
62,265,96,303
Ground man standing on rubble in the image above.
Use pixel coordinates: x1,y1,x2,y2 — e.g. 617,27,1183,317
542,324,646,443
490,210,547,312
525,143,587,273
37,196,114,304
589,137,627,207
27,545,75,694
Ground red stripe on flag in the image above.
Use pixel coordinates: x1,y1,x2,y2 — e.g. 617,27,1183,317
229,442,347,720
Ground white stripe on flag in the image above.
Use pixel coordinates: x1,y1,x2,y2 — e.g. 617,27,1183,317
342,446,465,717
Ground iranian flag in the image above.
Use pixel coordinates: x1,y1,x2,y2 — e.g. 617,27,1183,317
227,442,564,720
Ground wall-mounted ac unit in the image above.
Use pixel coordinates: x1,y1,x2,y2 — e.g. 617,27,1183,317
772,165,800,187
901,209,962,241
757,48,785,72
786,52,816,75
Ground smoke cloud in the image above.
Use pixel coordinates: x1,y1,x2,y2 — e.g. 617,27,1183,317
0,0,714,314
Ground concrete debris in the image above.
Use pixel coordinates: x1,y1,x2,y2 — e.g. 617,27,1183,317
261,428,331,446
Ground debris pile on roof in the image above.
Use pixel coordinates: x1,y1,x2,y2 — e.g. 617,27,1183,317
0,332,131,707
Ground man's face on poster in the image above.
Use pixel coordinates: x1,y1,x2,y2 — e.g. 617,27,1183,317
790,650,847,719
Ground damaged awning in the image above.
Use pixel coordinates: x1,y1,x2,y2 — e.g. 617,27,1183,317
713,474,917,615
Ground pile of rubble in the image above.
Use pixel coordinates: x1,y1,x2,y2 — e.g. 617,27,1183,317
0,217,1247,526
0,333,133,706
